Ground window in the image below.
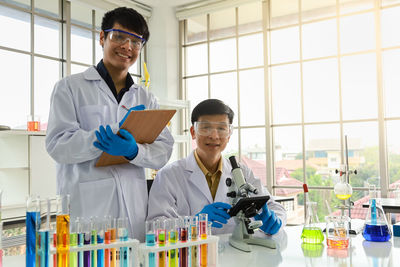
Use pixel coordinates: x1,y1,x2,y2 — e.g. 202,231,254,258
181,0,400,224
0,0,144,129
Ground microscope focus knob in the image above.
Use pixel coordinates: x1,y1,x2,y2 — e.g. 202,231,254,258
227,191,236,198
226,178,232,187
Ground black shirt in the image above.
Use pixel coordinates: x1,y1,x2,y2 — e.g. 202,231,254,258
96,59,134,103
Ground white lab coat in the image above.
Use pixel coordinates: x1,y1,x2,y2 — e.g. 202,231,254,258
147,152,287,235
46,66,174,242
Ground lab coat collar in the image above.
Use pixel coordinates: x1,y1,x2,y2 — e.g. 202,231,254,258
186,151,213,203
83,66,117,104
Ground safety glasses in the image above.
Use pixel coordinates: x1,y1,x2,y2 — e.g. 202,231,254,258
194,121,233,138
104,29,146,50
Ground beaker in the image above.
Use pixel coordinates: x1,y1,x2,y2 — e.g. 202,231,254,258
325,215,350,249
301,202,324,244
362,198,391,242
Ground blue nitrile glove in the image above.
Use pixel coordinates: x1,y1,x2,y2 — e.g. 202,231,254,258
254,203,282,235
119,104,146,127
196,202,232,228
93,125,138,160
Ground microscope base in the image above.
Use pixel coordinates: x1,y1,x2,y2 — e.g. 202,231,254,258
229,235,277,252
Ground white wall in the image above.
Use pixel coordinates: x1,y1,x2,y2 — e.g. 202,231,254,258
147,4,180,101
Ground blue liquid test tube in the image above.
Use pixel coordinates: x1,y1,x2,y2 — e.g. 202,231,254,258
26,196,40,267
76,218,84,267
118,217,129,267
36,198,51,267
145,220,156,267
97,219,105,267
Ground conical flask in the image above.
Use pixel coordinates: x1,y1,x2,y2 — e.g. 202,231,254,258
301,202,324,244
362,198,391,242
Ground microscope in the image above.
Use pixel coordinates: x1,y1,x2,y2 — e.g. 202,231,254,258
226,156,277,252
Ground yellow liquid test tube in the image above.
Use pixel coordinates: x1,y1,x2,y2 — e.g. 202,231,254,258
108,218,117,267
199,214,207,267
56,195,70,267
191,216,199,267
167,218,178,267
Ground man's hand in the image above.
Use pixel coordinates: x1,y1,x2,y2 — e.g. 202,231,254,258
197,202,232,228
254,203,282,235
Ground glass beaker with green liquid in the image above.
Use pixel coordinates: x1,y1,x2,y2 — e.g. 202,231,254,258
301,202,324,244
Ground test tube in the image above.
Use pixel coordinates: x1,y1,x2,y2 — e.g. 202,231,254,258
36,198,50,267
97,219,105,267
108,217,117,267
179,216,190,267
199,214,208,267
207,221,216,267
69,219,78,267
145,220,156,267
118,217,129,267
50,222,57,267
83,219,91,267
190,216,199,267
167,218,178,267
76,218,84,267
90,217,98,267
56,195,70,267
156,219,167,267
26,195,41,267
104,216,111,267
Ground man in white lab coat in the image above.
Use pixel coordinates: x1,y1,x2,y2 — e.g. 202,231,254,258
46,7,173,242
147,99,286,235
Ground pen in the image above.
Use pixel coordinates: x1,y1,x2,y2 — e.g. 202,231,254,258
121,105,129,111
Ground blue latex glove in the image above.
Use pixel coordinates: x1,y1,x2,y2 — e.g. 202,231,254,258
119,104,145,127
254,203,282,235
196,202,232,228
93,125,138,160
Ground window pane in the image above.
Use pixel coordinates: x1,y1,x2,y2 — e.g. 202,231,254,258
303,58,340,122
35,0,59,18
341,54,377,120
34,57,60,125
343,121,379,189
383,49,400,118
71,26,93,65
0,50,30,128
305,124,340,178
223,129,238,158
0,0,29,8
270,0,298,28
381,6,400,48
241,128,266,185
71,0,92,28
340,0,374,14
302,19,337,59
302,0,336,21
95,9,106,31
238,1,262,34
186,44,207,76
186,15,207,44
95,33,102,64
209,38,236,73
340,12,375,54
271,63,301,124
270,27,299,64
209,8,235,40
382,0,400,6
0,6,30,52
34,16,60,58
386,120,400,186
238,33,263,69
239,69,265,126
186,76,208,114
210,72,238,126
71,64,88,75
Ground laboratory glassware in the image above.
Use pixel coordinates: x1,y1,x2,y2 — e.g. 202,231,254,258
90,217,98,267
334,166,353,201
82,219,91,267
199,214,208,267
76,218,84,267
37,198,51,267
179,216,189,267
156,219,167,267
190,216,199,267
362,198,391,242
56,194,70,267
96,219,105,267
325,215,350,249
118,217,129,267
301,202,324,244
108,217,117,267
167,218,178,267
145,220,156,267
69,219,78,267
26,195,41,267
207,221,217,267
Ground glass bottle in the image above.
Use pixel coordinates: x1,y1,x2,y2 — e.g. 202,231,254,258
334,173,352,201
301,202,324,244
362,198,391,242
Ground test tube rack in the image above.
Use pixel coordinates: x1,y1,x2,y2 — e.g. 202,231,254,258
49,239,140,267
138,235,219,267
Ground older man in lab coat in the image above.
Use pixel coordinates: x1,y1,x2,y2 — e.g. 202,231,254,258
46,7,173,242
147,99,286,235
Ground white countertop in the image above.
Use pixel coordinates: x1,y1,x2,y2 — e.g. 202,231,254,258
3,225,400,266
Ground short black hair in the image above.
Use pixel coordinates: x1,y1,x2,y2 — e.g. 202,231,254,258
191,99,234,124
102,7,150,43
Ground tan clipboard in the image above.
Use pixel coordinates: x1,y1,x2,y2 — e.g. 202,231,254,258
95,109,176,167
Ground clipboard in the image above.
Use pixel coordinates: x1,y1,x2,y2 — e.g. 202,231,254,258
95,109,176,167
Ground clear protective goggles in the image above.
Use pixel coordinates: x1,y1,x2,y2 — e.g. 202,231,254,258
194,121,233,138
104,29,146,50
